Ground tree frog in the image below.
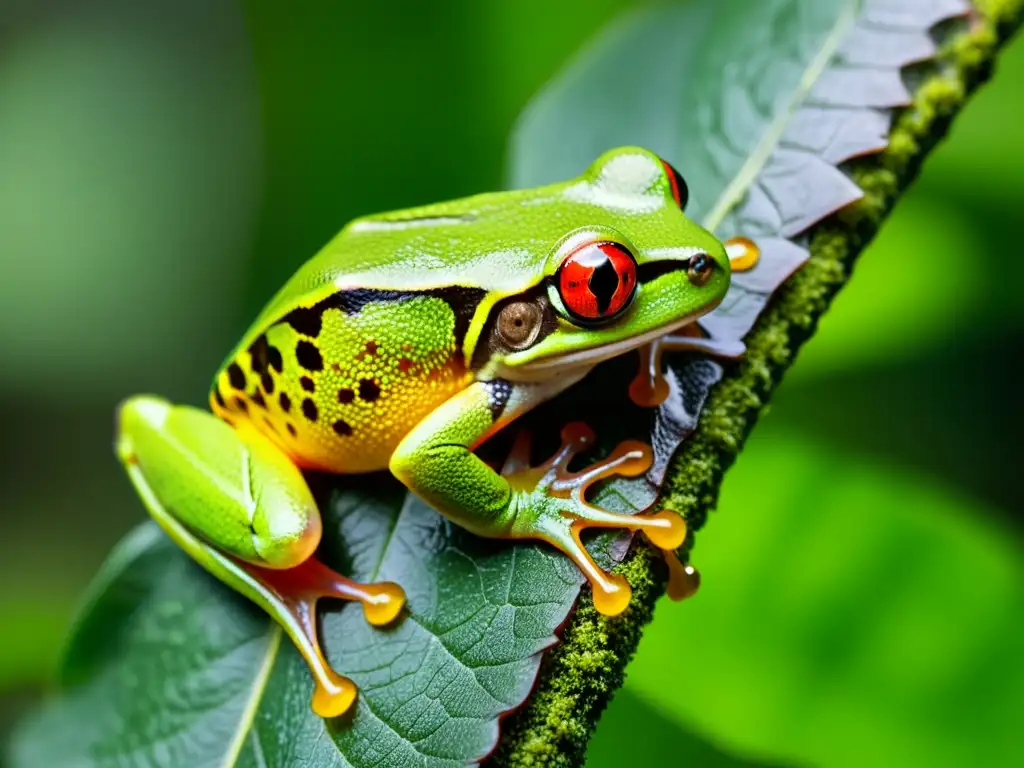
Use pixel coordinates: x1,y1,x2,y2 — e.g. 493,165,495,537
116,147,753,717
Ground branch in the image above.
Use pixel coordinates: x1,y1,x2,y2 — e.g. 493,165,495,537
491,2,1024,765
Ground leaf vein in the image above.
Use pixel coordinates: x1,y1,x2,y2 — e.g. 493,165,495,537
703,0,859,231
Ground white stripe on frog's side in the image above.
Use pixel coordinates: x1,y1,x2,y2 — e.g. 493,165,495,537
331,247,543,294
348,216,472,233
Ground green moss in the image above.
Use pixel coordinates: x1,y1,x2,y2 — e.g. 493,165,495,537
492,3,1023,767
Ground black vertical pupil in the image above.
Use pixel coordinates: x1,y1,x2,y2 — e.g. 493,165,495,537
588,253,620,315
665,161,690,210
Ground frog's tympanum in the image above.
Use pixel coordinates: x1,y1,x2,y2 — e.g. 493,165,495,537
116,147,757,716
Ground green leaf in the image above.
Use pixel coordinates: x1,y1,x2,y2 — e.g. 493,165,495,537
11,526,273,766
12,481,587,766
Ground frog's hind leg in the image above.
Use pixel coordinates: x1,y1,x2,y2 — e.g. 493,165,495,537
239,558,404,717
116,396,405,718
629,329,746,406
502,423,691,616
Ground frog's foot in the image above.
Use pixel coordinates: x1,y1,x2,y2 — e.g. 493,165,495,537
629,236,761,407
502,423,688,616
629,331,745,407
725,236,760,272
242,558,405,718
663,552,701,602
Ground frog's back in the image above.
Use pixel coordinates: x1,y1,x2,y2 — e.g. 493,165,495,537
244,185,566,330
208,186,569,472
207,161,672,470
210,284,477,474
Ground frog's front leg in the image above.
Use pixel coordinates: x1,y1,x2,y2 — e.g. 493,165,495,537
631,235,762,406
390,381,686,616
116,396,404,718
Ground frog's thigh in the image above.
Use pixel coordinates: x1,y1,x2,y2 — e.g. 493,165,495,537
116,396,321,569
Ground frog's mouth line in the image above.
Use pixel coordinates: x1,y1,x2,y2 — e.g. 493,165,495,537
514,297,723,376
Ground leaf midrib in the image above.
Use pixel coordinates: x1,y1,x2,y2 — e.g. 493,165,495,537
221,625,281,768
181,489,510,768
702,0,859,232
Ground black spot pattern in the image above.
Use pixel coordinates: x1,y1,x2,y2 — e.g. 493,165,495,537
287,423,297,437
279,392,291,413
300,376,315,393
213,388,227,409
227,363,246,391
248,336,269,374
267,345,283,373
338,388,355,404
296,340,323,371
261,372,275,395
358,379,380,402
233,396,248,413
284,306,323,337
251,390,267,409
276,287,485,359
302,398,318,422
332,419,352,436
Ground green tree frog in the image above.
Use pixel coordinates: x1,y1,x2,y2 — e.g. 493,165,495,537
116,147,754,717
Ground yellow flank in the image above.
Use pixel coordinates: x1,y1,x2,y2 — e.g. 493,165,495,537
210,296,471,473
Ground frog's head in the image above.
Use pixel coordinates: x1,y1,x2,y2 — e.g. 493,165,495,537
474,146,730,381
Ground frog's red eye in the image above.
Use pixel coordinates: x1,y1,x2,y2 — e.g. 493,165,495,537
661,160,689,210
557,241,637,323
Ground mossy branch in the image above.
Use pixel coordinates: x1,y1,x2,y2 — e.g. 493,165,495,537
491,3,1024,766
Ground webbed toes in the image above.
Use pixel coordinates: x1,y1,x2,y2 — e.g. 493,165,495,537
504,422,691,615
244,557,406,717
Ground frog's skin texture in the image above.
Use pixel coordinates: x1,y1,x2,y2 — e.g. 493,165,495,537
117,147,740,717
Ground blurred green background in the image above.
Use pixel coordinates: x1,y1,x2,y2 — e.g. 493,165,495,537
0,1,1020,766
